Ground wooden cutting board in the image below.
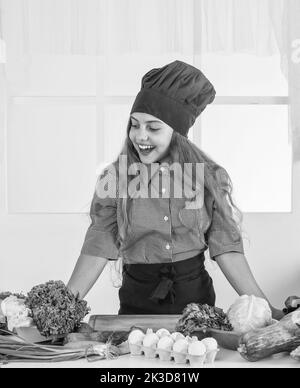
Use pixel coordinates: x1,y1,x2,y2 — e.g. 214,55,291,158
88,314,181,332
87,315,241,350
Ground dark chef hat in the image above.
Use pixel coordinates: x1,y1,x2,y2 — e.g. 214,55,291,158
130,60,216,137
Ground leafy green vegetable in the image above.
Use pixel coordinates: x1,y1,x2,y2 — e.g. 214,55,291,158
25,280,90,337
175,303,233,335
0,292,26,300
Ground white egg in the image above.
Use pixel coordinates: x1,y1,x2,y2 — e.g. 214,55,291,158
143,332,159,348
201,337,218,351
170,332,185,341
172,338,189,353
146,328,154,335
186,335,197,343
156,328,170,338
188,340,206,356
128,329,145,345
157,336,174,351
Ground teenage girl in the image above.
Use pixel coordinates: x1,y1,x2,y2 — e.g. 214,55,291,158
67,60,284,319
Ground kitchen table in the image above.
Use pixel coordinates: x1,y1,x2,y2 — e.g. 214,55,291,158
1,347,299,368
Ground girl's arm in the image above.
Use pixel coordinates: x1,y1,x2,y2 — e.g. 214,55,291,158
67,254,108,299
215,252,284,320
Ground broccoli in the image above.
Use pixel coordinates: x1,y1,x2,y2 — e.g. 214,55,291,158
25,280,90,337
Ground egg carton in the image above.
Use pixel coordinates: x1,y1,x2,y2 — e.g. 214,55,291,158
128,343,219,367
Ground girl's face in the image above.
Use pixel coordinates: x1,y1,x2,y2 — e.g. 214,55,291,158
129,112,173,164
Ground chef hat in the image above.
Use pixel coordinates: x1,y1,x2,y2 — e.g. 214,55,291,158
130,60,216,137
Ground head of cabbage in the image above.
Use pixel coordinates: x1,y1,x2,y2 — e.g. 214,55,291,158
227,295,273,333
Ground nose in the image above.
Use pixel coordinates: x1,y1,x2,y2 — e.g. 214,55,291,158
136,127,149,142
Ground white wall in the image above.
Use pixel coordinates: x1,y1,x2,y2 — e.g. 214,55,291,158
208,160,300,311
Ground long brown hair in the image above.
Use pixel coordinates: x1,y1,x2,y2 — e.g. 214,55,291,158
109,118,244,286
116,118,243,237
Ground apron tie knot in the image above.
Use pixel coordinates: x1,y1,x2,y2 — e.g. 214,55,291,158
148,265,176,304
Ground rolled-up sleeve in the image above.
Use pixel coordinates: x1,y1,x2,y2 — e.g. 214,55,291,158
80,173,120,260
206,198,244,260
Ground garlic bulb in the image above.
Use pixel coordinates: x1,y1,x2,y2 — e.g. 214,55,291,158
1,299,7,317
128,329,145,345
1,296,27,317
188,340,206,356
143,330,159,348
172,338,189,354
7,316,34,331
201,337,218,351
0,302,5,323
170,332,185,341
157,336,174,351
156,328,170,338
1,296,32,331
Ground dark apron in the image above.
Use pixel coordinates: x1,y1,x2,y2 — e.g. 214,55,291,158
118,253,215,315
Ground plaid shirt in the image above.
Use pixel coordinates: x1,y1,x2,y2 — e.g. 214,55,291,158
81,158,244,264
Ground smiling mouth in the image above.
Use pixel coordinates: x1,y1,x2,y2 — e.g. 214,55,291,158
137,144,156,155
137,144,155,150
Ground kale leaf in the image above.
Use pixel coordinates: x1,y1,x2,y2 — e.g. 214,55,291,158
175,303,233,335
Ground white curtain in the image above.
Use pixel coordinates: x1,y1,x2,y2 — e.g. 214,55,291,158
0,0,195,56
0,0,299,159
283,0,300,161
0,0,284,56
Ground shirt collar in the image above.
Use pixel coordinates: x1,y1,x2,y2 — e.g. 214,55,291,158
140,154,172,187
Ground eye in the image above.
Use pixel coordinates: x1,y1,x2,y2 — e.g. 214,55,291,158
130,122,160,131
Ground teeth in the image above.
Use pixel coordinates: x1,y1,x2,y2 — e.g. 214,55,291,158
138,144,154,150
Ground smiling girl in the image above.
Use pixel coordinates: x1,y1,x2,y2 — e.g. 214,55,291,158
67,60,283,319
129,112,173,163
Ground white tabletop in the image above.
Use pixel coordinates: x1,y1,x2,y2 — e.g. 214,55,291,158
1,347,299,368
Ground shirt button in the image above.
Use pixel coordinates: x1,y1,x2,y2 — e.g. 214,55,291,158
164,216,169,221
165,244,171,250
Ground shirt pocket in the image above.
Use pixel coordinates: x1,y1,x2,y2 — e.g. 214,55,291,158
130,198,162,233
178,204,211,235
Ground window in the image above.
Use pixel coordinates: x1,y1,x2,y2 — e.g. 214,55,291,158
102,52,290,213
6,55,98,213
198,53,290,212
